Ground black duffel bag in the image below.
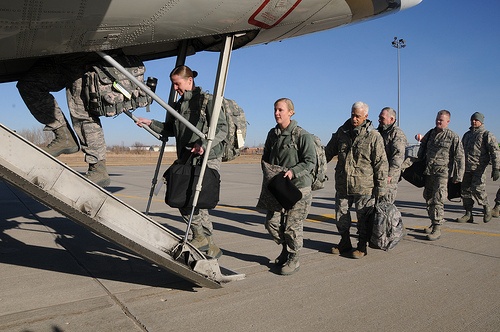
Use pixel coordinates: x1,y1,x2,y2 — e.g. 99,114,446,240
163,163,220,209
402,159,426,188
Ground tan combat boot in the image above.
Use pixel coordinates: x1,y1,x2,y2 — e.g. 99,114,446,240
427,224,441,241
42,126,79,157
84,160,110,187
206,235,222,259
492,203,500,218
331,232,352,255
280,252,300,275
456,210,473,223
350,242,367,259
189,224,209,251
483,205,492,223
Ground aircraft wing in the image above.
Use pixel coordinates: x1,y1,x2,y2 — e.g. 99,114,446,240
0,0,421,83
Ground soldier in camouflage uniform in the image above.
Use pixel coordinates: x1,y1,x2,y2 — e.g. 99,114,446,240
136,65,228,259
456,112,499,223
325,102,388,259
418,110,465,240
16,54,110,187
377,107,408,204
261,98,316,275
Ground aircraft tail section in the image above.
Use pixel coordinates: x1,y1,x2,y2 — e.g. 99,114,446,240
0,123,244,288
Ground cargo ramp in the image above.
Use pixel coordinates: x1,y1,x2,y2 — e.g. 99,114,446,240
0,123,244,288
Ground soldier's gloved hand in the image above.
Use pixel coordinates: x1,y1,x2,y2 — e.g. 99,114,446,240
493,168,500,181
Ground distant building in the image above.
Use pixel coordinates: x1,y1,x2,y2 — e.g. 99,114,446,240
128,145,150,151
241,147,263,155
150,145,176,152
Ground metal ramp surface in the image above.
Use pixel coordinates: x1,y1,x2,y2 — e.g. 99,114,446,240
0,123,243,288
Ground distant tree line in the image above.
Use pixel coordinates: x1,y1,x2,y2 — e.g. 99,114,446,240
17,127,52,146
18,127,148,154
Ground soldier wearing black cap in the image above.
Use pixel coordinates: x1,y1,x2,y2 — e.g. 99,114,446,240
457,112,500,223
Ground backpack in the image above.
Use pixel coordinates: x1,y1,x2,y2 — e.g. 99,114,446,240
291,126,328,191
370,200,404,251
83,55,152,117
201,94,247,162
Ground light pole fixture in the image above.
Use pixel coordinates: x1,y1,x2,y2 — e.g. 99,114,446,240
392,36,406,127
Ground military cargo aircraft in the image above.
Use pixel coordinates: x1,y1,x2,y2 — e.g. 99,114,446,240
0,0,422,288
0,0,421,82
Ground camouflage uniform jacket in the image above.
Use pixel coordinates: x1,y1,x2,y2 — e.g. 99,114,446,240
417,127,465,182
378,122,408,180
150,86,228,161
262,120,316,189
462,125,500,172
325,119,388,196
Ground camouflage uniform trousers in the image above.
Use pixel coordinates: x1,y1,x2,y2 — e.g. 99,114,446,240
461,170,488,208
265,187,312,253
179,158,221,237
423,172,448,225
335,193,374,244
496,188,500,205
16,58,106,164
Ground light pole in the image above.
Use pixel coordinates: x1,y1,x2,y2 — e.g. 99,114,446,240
392,36,405,127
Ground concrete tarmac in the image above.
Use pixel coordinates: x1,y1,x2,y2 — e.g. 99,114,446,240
1,163,499,332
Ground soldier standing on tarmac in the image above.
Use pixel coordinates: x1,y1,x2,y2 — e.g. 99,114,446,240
325,101,388,258
418,110,465,240
16,54,110,187
456,112,499,223
259,98,316,275
377,107,408,204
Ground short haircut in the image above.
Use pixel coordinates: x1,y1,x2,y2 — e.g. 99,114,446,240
437,109,451,118
352,101,369,116
381,107,396,119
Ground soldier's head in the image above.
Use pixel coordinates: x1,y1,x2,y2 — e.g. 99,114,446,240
378,107,396,127
435,110,451,130
170,65,197,96
351,101,369,127
274,98,294,130
470,112,484,128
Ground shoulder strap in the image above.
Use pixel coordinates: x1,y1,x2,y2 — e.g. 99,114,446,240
200,92,210,117
290,126,303,145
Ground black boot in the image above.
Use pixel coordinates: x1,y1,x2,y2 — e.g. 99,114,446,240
456,210,473,223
